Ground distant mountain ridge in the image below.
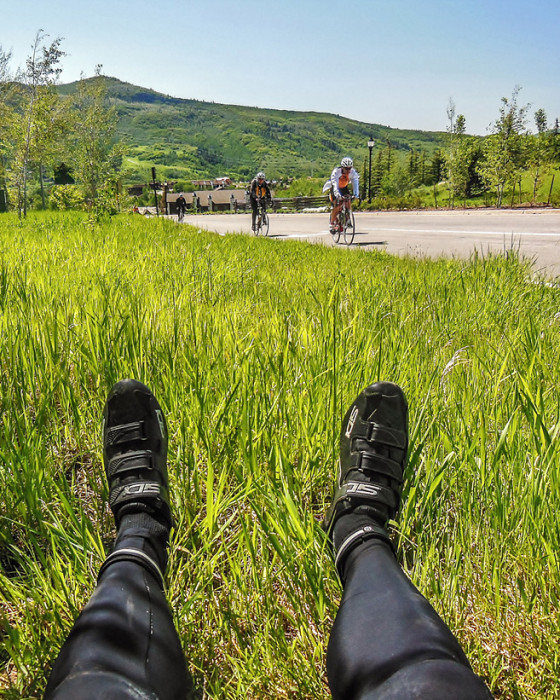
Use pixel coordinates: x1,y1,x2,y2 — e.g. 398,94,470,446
58,77,447,182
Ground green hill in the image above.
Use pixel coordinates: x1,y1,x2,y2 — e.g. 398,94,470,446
58,77,447,183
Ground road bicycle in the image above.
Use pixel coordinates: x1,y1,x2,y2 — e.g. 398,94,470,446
254,198,270,236
330,195,355,245
177,207,186,223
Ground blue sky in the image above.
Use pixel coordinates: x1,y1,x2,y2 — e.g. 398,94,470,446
2,0,559,135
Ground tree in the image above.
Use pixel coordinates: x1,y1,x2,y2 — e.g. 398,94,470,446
0,45,15,210
527,108,550,203
454,137,484,205
444,100,467,207
417,150,429,186
384,138,394,175
428,150,445,186
371,150,383,198
10,31,65,217
477,87,529,207
68,68,126,213
31,85,70,208
360,156,368,200
407,149,418,186
549,119,560,165
53,162,75,185
389,163,412,197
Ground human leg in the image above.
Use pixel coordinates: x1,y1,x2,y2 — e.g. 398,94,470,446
330,199,342,227
45,379,193,700
323,382,493,700
328,539,492,699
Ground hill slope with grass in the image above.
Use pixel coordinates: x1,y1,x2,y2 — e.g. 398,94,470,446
58,77,447,183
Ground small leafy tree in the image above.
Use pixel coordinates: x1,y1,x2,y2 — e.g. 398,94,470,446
383,163,411,197
11,31,65,217
444,100,467,207
68,67,126,214
527,108,550,203
0,45,15,210
454,137,484,205
478,87,529,208
549,119,560,165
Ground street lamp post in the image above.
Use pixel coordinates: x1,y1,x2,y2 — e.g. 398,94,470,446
367,138,375,203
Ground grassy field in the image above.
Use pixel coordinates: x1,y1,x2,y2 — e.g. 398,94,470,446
0,212,559,698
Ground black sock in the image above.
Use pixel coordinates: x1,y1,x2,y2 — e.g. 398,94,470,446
114,511,170,574
332,512,385,555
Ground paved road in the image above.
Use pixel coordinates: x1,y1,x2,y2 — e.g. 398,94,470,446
182,209,560,279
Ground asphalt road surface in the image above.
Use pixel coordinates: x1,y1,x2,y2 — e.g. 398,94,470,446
182,209,560,279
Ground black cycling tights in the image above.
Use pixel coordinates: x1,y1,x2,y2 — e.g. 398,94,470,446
45,540,493,700
327,538,494,699
44,560,193,700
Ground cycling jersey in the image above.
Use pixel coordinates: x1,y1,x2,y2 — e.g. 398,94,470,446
323,167,360,198
249,178,272,201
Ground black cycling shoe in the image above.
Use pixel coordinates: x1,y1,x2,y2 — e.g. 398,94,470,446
323,382,408,571
103,379,172,530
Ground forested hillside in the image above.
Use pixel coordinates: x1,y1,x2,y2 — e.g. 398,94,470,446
58,77,447,182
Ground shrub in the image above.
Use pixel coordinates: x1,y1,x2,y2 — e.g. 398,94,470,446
49,185,84,211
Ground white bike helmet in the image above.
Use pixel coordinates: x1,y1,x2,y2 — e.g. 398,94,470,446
341,157,353,168
257,172,266,180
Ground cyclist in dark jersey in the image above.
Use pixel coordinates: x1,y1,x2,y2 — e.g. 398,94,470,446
248,171,272,231
176,193,187,221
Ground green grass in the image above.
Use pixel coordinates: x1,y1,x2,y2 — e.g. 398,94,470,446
0,212,559,698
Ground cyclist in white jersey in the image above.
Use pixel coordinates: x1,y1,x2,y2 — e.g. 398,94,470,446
323,157,360,233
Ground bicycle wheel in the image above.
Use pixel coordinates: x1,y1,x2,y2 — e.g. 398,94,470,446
344,211,355,245
254,214,261,235
262,212,270,236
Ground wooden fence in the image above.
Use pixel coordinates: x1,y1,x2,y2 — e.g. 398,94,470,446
236,195,329,212
168,194,330,214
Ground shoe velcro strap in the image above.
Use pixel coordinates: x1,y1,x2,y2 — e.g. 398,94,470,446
355,451,403,482
333,479,398,512
109,480,166,510
108,450,153,479
352,419,407,449
104,421,145,448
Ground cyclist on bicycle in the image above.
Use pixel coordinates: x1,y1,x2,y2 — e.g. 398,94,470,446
324,157,360,234
248,172,272,231
176,193,187,221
